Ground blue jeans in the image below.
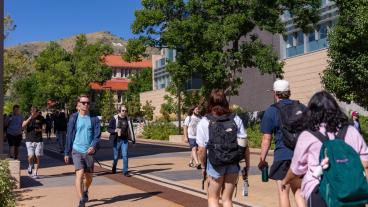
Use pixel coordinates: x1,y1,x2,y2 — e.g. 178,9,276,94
112,139,129,173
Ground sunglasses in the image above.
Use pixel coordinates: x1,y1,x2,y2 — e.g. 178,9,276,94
80,101,90,105
121,110,127,112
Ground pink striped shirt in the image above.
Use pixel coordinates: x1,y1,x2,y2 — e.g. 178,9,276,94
290,126,368,199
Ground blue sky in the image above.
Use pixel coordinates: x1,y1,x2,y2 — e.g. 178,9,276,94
5,0,143,47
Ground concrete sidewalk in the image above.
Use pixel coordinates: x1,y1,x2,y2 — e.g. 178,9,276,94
12,136,298,207
13,142,186,207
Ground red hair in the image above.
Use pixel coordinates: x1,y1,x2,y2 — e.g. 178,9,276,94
208,89,230,116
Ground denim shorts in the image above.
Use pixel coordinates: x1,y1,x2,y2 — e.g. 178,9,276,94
188,138,198,149
72,150,94,172
206,159,240,179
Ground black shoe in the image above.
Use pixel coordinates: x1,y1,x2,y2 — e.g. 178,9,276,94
123,172,131,177
112,166,116,174
78,200,85,207
82,190,88,202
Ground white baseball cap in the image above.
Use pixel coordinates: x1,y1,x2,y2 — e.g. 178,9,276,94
273,79,290,92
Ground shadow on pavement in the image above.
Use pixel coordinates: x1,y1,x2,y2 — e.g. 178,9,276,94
129,162,174,169
132,168,172,175
20,176,43,188
87,191,162,207
16,188,45,202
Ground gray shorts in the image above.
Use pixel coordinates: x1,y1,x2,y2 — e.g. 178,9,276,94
72,150,94,172
26,142,44,157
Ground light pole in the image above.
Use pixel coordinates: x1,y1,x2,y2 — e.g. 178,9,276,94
0,0,4,154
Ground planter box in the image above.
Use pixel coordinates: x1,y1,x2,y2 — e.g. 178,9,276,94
8,160,20,189
169,135,185,144
0,154,7,159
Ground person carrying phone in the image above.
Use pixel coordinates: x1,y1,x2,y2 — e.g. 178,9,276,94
64,94,101,207
22,106,44,179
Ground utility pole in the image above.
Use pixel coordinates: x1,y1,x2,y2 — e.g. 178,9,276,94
0,0,4,154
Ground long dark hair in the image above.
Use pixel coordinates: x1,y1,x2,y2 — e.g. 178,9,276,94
208,89,230,116
306,91,349,133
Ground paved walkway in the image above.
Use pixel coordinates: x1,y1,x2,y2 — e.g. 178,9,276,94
9,136,299,207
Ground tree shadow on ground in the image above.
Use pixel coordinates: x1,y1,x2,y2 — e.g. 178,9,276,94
20,176,43,188
87,191,162,207
16,188,45,202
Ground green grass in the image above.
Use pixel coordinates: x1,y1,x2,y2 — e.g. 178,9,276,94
247,124,275,149
359,116,368,143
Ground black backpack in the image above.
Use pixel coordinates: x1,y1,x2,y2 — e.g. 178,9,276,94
206,113,244,166
273,100,306,150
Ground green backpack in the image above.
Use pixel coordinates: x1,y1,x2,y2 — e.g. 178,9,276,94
310,126,368,207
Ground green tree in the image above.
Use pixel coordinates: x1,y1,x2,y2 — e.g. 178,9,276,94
4,15,16,39
13,35,113,111
124,68,152,102
126,96,142,118
160,95,176,121
4,50,33,94
142,100,155,121
125,0,320,98
322,0,368,107
99,90,113,124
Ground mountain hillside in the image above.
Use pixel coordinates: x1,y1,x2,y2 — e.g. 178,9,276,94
6,31,159,59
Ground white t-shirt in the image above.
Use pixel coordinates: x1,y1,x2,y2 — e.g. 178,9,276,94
196,115,247,147
184,115,201,139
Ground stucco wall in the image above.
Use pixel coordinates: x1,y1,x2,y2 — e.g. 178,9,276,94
140,89,170,117
283,50,328,104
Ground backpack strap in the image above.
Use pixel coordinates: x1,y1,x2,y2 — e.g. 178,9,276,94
308,130,329,143
335,125,349,140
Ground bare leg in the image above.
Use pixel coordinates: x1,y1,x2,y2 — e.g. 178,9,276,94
84,172,93,192
276,180,291,207
290,178,306,207
192,147,200,165
208,176,224,207
75,169,85,200
34,156,41,174
221,173,238,207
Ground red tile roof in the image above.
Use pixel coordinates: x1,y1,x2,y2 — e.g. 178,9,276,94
103,55,152,69
90,78,130,91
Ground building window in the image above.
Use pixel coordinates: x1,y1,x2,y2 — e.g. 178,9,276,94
318,23,328,49
167,49,174,61
307,30,319,52
113,70,117,78
285,31,304,58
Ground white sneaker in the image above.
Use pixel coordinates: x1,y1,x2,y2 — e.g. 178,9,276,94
32,172,39,179
27,165,33,175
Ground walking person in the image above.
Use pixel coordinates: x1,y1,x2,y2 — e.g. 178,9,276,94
45,114,52,140
6,105,24,159
197,89,247,207
64,95,101,207
55,111,67,153
184,106,202,169
351,111,362,133
108,105,136,176
282,91,368,207
259,79,306,207
22,106,45,179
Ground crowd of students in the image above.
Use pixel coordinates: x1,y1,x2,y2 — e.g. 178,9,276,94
3,79,368,207
183,80,368,207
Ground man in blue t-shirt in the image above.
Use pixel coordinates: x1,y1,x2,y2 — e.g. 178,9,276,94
64,95,101,207
259,80,305,207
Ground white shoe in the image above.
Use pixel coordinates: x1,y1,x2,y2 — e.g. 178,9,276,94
32,172,39,179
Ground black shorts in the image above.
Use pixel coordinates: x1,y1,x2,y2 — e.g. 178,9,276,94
7,134,22,147
307,185,327,207
269,160,291,180
72,150,94,173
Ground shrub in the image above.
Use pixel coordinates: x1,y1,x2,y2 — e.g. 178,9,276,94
142,121,178,140
0,160,16,207
359,116,368,143
246,123,275,149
